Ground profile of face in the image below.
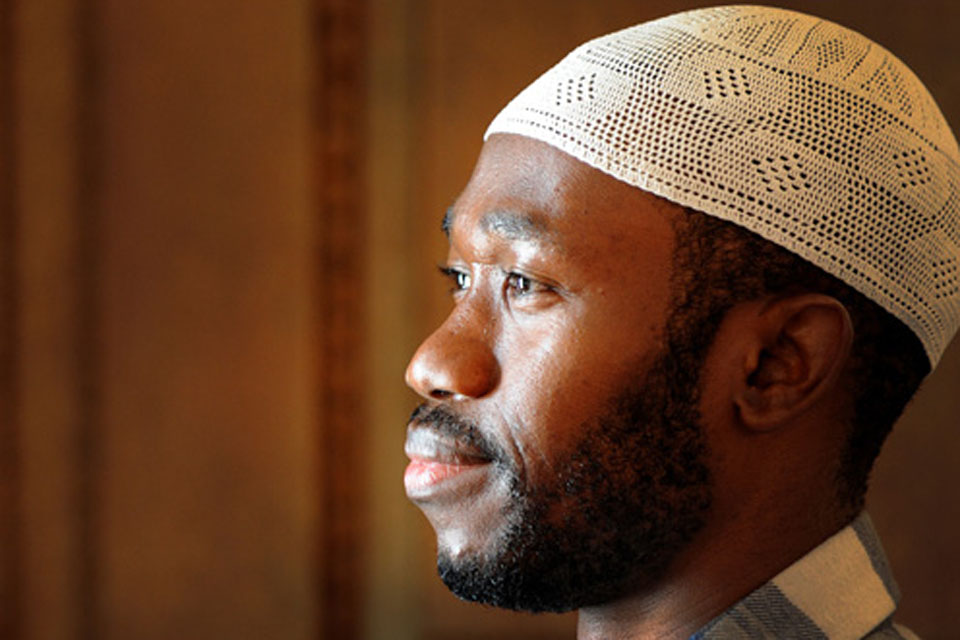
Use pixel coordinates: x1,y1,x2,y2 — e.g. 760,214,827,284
404,134,714,613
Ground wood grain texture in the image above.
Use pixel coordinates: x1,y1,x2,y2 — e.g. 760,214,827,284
318,1,369,637
0,0,22,636
94,2,317,637
15,0,93,638
10,2,321,638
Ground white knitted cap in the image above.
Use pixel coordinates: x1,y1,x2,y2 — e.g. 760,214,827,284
486,5,960,367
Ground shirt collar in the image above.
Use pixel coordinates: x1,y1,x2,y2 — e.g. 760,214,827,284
691,512,900,639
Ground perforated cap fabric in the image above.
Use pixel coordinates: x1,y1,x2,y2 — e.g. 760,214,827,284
485,5,960,367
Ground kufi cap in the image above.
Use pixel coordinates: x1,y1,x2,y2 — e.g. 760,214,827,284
486,5,960,367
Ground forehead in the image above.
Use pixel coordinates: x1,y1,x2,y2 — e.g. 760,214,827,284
447,134,683,263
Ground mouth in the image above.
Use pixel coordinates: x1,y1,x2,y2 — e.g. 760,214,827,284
404,426,494,500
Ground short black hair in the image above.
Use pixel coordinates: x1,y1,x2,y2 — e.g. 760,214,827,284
668,208,930,513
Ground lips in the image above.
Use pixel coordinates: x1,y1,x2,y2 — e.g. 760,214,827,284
404,426,493,499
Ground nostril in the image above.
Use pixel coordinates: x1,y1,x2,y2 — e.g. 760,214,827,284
405,333,499,401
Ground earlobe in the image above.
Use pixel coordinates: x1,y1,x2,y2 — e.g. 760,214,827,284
735,294,854,431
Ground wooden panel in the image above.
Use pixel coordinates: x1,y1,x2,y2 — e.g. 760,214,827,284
871,337,960,634
92,1,318,638
317,0,369,638
0,0,22,636
14,0,91,638
10,2,321,639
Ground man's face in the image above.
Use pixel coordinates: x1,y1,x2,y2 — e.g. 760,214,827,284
404,134,712,611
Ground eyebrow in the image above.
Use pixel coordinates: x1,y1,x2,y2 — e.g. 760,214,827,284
441,207,551,242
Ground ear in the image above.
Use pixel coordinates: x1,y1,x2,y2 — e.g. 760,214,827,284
735,294,854,431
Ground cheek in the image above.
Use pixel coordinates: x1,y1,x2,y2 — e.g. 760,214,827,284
490,277,669,470
498,315,586,400
494,318,620,469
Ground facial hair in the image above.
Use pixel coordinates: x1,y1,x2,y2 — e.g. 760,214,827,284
421,341,712,613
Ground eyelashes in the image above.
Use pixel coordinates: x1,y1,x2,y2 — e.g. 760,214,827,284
505,272,547,297
438,265,556,300
438,265,471,293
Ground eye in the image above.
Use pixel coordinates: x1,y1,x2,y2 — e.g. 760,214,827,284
506,272,552,298
439,266,471,294
506,272,534,296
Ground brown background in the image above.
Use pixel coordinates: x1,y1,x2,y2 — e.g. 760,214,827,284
1,1,958,639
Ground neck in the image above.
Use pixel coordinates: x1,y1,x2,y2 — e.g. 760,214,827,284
575,498,851,640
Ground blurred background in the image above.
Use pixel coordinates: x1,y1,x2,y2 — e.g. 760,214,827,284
1,0,958,638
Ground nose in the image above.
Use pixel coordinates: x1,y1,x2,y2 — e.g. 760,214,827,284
405,316,500,400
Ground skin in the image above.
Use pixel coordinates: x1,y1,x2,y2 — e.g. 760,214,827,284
405,134,857,639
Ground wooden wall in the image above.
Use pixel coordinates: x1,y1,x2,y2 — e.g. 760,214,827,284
3,0,319,638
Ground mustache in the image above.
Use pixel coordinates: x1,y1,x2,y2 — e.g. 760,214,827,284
408,404,505,462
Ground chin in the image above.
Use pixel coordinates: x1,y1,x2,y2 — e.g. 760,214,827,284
434,525,494,563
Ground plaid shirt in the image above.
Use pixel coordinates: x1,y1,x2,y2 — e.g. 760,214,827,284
692,512,919,639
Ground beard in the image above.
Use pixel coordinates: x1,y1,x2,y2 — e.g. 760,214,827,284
421,335,713,613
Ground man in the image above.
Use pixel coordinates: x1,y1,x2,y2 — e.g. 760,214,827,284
403,6,958,638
